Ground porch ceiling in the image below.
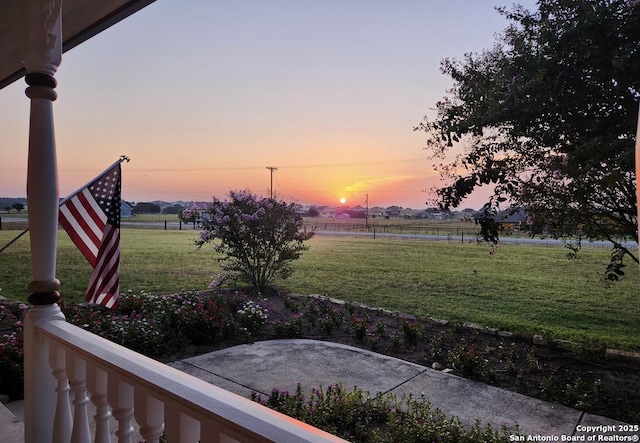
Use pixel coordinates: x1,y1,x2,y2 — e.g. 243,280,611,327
0,0,156,90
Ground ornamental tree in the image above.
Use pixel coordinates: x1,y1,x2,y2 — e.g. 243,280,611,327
196,190,314,292
416,0,639,278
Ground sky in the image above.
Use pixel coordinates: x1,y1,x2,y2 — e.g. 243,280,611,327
0,0,538,210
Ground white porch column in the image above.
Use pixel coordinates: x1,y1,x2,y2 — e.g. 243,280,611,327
21,1,65,442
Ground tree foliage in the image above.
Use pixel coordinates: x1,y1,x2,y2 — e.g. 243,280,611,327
416,0,639,274
162,204,184,215
196,190,314,292
133,202,161,214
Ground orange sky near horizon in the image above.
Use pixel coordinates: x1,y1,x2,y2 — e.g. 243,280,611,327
0,1,538,210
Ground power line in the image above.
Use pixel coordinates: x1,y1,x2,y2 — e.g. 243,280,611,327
0,158,426,173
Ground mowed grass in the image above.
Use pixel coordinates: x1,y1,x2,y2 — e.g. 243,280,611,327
0,230,638,350
0,230,221,301
287,237,640,350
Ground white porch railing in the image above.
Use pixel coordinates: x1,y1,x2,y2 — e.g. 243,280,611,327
28,312,347,443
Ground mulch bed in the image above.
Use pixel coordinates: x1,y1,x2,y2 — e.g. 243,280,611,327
166,289,640,425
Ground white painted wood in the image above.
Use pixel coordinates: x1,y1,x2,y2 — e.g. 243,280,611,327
164,406,200,443
49,342,71,443
67,354,91,443
134,390,164,443
37,320,348,443
23,0,63,76
23,304,65,443
108,378,135,443
22,2,63,442
87,365,112,443
26,95,60,287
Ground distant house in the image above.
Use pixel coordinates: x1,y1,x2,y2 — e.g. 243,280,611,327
121,201,133,218
456,208,477,221
185,202,213,220
384,206,403,218
495,208,529,232
413,207,456,220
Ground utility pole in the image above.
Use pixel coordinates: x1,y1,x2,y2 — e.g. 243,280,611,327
266,166,278,198
365,193,369,228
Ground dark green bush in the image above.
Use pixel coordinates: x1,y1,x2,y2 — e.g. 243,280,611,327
252,383,516,442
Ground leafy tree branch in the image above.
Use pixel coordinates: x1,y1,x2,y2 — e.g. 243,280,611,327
416,0,639,271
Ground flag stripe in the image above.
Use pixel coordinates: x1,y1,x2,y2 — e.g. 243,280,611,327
86,231,119,304
59,161,122,309
86,242,119,306
59,191,107,256
76,189,107,231
59,191,106,264
86,226,119,304
58,212,96,265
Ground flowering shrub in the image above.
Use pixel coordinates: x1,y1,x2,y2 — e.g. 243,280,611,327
196,190,314,291
117,289,147,314
63,290,249,350
64,301,167,356
273,314,305,338
318,314,336,334
251,383,515,442
448,343,484,379
105,314,166,356
350,316,368,340
0,332,23,399
174,294,230,345
0,290,267,402
303,298,344,334
0,302,27,400
235,301,269,338
400,319,425,345
283,296,300,313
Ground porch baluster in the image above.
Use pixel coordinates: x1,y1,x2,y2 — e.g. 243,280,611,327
67,354,91,443
48,341,71,443
87,365,112,443
134,390,164,443
164,405,200,443
108,378,135,443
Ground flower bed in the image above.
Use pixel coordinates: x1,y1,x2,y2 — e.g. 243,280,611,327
1,288,639,437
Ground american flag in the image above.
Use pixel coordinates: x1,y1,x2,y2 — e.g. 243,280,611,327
59,161,122,309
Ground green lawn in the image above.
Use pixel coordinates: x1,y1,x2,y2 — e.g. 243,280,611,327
0,230,220,301
0,229,638,349
285,237,640,349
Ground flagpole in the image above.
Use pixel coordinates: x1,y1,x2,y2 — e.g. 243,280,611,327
0,156,129,254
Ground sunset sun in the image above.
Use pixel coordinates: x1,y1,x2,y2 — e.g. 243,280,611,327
339,197,347,204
